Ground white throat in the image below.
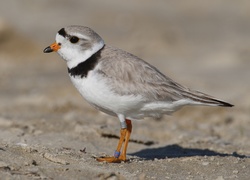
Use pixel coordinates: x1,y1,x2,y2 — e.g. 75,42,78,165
64,41,104,69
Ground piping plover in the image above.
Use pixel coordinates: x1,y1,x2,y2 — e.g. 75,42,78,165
44,25,233,163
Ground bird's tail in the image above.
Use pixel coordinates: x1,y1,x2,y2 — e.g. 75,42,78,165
184,90,234,107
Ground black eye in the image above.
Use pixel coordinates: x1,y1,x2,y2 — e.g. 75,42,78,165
70,36,79,43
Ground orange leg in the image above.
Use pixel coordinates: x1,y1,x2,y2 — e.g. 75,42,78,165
118,119,132,161
96,119,132,163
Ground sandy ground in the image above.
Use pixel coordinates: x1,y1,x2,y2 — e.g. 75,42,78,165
0,0,250,179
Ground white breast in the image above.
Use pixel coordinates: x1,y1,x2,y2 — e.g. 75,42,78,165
69,70,144,117
69,70,194,120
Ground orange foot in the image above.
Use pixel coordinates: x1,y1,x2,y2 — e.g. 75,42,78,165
96,156,126,163
96,119,132,163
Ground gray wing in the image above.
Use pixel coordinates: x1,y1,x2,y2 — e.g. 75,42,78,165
97,46,189,102
97,46,233,107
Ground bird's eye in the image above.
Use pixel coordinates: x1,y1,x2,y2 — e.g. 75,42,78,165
70,36,79,43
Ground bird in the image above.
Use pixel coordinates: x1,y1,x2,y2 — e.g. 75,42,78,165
44,25,233,163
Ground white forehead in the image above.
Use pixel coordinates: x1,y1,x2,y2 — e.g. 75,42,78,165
55,33,64,42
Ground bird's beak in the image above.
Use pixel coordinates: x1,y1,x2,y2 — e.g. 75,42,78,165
43,42,61,53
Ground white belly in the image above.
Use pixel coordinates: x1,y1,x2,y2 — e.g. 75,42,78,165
69,71,193,120
69,71,144,117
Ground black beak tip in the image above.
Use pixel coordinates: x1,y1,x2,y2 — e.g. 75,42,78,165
43,46,53,53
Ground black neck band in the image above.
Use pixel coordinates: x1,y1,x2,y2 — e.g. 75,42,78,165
68,46,104,78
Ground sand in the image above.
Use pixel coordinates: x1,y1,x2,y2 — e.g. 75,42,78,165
0,0,249,179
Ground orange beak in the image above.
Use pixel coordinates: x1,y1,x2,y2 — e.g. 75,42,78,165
43,42,61,53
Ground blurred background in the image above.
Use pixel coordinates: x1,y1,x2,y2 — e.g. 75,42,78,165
0,0,249,157
1,0,250,99
0,0,250,179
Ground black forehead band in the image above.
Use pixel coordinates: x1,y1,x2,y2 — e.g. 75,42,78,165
57,28,87,41
58,28,67,37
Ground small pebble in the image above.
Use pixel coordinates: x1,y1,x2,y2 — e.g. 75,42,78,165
210,157,215,161
0,161,10,169
43,153,69,165
202,162,209,166
233,170,239,174
216,176,224,180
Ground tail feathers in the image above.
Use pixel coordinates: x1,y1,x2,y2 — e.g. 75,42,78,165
204,98,234,107
185,90,234,107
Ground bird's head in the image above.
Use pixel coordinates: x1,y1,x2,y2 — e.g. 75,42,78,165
44,25,104,68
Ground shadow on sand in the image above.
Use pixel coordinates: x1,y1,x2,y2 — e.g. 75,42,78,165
129,144,248,160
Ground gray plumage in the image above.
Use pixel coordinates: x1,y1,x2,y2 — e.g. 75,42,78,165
44,25,233,121
96,45,233,107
